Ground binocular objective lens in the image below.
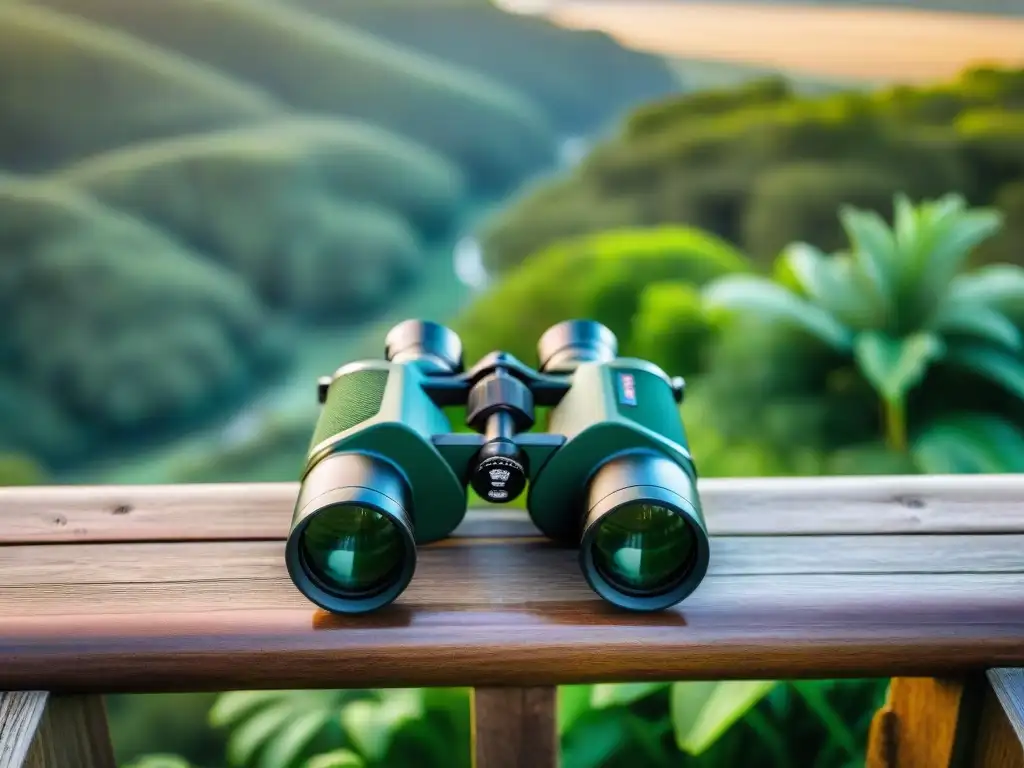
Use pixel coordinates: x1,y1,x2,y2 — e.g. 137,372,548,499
580,452,710,611
590,502,696,595
300,504,405,596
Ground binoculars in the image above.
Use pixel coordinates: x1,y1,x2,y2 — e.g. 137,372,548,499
285,319,710,614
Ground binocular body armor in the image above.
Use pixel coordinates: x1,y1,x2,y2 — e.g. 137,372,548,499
286,319,710,614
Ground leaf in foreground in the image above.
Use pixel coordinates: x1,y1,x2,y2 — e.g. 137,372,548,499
671,680,777,755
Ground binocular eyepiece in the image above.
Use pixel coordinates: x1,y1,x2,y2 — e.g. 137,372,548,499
286,319,709,614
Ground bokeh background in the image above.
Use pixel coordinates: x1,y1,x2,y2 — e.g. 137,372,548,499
3,0,1024,766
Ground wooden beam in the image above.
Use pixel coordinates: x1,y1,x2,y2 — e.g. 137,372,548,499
5,475,1024,544
473,687,557,768
0,693,47,768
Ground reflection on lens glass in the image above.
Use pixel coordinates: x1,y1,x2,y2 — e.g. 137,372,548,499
592,502,695,594
300,504,404,596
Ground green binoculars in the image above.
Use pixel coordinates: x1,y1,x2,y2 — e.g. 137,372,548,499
285,319,710,614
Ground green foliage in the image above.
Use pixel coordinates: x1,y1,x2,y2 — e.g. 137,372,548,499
28,0,556,190
0,453,47,485
136,680,879,768
454,226,747,366
479,65,1024,274
630,282,715,378
742,162,906,261
201,688,470,768
168,410,312,483
56,118,466,240
913,412,1024,473
0,176,284,466
293,0,679,133
626,77,793,138
0,3,277,172
703,193,1024,461
210,690,352,768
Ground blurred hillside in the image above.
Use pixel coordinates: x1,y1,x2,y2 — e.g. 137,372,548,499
0,0,684,479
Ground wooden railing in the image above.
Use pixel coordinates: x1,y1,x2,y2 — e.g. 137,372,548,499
0,475,1023,767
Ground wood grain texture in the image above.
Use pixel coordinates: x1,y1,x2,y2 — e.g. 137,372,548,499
0,479,1023,692
989,669,1024,749
971,683,1024,768
4,474,1024,544
0,692,46,768
473,688,557,768
867,677,986,768
22,696,115,768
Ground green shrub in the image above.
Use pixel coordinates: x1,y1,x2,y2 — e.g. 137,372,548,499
625,76,793,138
629,282,715,379
0,4,277,172
741,162,906,261
977,181,1024,268
293,0,679,133
0,177,283,464
454,226,747,365
28,0,556,191
0,453,48,485
57,118,466,239
479,65,1024,274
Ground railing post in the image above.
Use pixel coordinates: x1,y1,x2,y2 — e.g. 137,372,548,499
0,692,115,768
866,673,1024,768
472,686,558,768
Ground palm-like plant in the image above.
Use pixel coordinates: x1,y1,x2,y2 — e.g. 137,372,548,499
702,193,1024,469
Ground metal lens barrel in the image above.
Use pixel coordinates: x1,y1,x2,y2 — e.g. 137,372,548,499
385,319,463,374
286,452,416,614
579,452,710,611
537,319,618,374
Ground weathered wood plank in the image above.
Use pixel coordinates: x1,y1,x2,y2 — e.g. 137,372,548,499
3,475,1024,544
3,533,1024,589
22,695,115,768
0,692,47,768
473,687,557,768
1,563,1023,690
970,681,1024,768
988,669,1024,751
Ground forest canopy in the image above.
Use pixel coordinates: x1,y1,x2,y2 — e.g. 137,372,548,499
479,66,1024,272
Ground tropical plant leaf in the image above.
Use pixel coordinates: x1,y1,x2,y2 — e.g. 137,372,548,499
837,205,894,307
558,685,594,735
912,413,1024,474
915,204,1003,305
892,193,918,254
702,275,854,351
792,682,860,759
304,750,365,768
340,689,423,763
853,331,944,402
929,303,1022,351
210,691,291,728
259,708,333,768
590,682,668,709
782,244,883,329
946,264,1024,313
124,757,193,768
671,680,777,755
227,702,297,767
945,343,1024,401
